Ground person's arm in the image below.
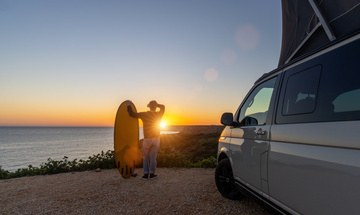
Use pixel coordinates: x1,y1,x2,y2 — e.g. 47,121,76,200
157,103,165,116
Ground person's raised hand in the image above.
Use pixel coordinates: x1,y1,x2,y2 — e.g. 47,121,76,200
125,100,132,106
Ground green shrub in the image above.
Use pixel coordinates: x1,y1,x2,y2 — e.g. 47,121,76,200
0,150,116,180
187,156,217,168
0,166,10,179
156,152,189,167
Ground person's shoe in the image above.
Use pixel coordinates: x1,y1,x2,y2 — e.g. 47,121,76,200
149,173,158,180
141,174,149,180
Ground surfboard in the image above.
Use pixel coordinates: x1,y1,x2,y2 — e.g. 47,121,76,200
114,101,139,178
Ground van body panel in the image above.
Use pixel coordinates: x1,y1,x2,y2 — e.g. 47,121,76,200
218,126,232,161
268,141,360,215
230,125,270,192
271,121,360,149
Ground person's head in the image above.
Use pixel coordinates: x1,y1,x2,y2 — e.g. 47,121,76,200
147,100,158,111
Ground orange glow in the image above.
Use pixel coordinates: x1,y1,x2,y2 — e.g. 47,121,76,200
0,108,222,127
0,99,224,127
0,109,222,127
0,102,115,127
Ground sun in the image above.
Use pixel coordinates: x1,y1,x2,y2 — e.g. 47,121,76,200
160,122,166,128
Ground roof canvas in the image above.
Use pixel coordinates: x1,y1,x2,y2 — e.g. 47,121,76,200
279,0,360,66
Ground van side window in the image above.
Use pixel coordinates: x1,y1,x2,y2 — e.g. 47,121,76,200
239,78,277,126
317,58,360,121
277,40,360,124
282,65,321,116
333,89,360,113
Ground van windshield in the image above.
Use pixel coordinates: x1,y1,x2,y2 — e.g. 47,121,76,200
239,77,277,126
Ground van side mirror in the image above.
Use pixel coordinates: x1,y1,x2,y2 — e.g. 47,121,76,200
221,112,235,126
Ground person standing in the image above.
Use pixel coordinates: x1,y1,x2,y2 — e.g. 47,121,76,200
125,100,165,180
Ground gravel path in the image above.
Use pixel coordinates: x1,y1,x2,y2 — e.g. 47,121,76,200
0,168,269,215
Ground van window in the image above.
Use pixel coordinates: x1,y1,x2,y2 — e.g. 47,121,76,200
282,65,321,116
276,39,360,124
317,60,360,121
239,77,277,126
333,89,360,113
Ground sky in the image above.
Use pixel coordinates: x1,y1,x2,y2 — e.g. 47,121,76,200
0,0,282,126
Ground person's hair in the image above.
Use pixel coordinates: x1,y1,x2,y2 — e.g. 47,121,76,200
147,100,158,111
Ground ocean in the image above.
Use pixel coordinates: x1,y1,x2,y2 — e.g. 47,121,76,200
0,127,176,172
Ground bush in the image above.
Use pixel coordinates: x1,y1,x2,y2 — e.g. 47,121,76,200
0,166,10,179
187,156,217,168
0,150,116,180
156,152,189,167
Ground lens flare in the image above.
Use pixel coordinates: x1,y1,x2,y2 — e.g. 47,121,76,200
234,24,260,51
204,68,218,82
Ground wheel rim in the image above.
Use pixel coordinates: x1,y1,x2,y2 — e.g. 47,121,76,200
217,164,237,195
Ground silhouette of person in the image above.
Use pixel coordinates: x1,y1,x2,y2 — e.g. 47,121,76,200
125,100,165,180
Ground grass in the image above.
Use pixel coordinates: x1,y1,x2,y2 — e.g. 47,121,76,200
0,129,222,180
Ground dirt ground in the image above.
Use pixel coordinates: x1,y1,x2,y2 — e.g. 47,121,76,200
0,168,269,215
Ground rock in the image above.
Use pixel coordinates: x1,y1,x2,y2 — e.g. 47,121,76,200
95,168,101,172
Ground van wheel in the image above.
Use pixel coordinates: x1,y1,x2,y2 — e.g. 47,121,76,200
215,158,241,200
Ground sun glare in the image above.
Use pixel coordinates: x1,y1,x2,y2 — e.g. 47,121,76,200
160,122,166,128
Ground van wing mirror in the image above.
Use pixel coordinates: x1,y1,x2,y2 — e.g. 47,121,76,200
221,112,235,126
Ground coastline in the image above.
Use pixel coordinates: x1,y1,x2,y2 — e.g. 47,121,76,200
1,125,224,173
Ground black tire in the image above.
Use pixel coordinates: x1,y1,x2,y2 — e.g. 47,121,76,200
215,158,241,200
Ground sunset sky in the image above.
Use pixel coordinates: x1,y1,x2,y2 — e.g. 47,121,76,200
0,0,282,126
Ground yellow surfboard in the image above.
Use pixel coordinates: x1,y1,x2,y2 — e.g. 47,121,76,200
114,101,139,178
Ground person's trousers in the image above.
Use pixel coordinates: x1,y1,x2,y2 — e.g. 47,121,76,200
142,138,160,174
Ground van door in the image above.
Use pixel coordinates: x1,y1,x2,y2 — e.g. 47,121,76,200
230,77,278,195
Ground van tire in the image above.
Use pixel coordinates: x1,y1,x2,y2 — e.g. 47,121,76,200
215,158,241,200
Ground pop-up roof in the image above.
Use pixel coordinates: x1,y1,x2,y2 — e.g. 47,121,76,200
279,0,360,66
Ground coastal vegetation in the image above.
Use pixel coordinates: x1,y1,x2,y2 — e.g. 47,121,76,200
0,126,223,180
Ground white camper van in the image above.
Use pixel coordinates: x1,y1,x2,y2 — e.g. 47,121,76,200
215,1,360,214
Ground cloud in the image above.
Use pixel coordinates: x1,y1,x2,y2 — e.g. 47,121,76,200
234,24,260,51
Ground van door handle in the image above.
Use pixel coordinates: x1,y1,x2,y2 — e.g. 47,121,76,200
255,129,265,135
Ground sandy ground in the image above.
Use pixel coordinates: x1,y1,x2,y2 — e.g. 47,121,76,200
0,168,269,215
